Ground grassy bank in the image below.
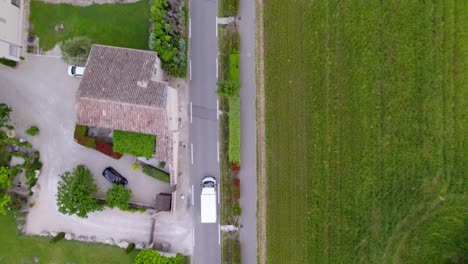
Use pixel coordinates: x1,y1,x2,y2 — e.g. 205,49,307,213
30,0,149,51
0,212,138,263
264,0,467,263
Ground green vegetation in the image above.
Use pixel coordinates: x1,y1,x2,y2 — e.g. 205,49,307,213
263,0,467,263
134,249,187,264
113,130,156,159
50,232,65,244
218,24,242,264
216,80,239,98
29,0,149,51
0,212,138,263
106,184,132,211
25,126,40,136
60,36,92,65
0,103,12,128
142,164,170,183
228,97,240,165
149,0,187,77
74,125,96,148
56,165,103,218
125,243,135,254
0,58,17,68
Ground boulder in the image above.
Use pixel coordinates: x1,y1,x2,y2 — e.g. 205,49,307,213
31,184,40,193
35,170,41,178
135,242,146,249
39,231,49,237
65,233,74,240
77,236,88,241
50,232,57,237
117,241,129,249
89,236,96,242
104,238,114,245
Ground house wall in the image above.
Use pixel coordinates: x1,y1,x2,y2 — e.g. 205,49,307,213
0,0,24,61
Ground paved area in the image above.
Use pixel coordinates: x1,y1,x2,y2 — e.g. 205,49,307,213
238,1,258,262
0,56,173,243
189,0,221,262
38,0,139,6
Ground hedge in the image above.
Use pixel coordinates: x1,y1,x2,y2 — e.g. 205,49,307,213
73,125,95,148
228,98,240,164
142,164,170,183
113,130,156,158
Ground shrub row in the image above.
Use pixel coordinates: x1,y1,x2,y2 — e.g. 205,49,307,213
150,0,187,77
229,0,240,16
0,58,17,68
142,164,170,183
73,125,122,159
228,98,240,165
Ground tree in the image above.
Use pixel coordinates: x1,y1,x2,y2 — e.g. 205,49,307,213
56,165,103,218
106,184,132,210
0,166,11,190
0,103,12,129
216,80,240,98
60,36,92,65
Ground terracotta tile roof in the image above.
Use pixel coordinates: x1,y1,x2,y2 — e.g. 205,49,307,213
75,44,173,163
78,44,167,108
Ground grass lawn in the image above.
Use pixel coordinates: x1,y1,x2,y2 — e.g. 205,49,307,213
0,212,138,263
30,0,149,51
263,0,467,263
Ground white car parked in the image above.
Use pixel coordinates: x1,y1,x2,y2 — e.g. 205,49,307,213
67,65,85,77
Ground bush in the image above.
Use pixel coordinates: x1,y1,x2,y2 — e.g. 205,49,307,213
150,0,187,77
157,161,166,169
125,242,135,253
95,141,122,159
230,162,240,172
60,36,92,65
0,58,17,68
229,0,240,16
74,125,96,148
217,80,240,98
26,126,39,136
233,178,240,200
142,164,170,183
113,130,156,158
228,98,241,164
232,204,242,216
50,232,65,243
105,184,132,210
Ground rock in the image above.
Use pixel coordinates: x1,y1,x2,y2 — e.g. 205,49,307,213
10,156,25,167
35,170,41,178
104,238,114,245
78,236,88,241
39,231,49,237
65,233,74,240
135,242,146,249
50,232,57,237
117,241,129,249
31,184,40,193
89,236,96,242
33,256,39,263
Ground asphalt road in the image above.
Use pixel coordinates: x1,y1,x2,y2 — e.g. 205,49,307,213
238,0,258,263
188,0,221,263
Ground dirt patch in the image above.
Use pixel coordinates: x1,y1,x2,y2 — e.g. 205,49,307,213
255,0,267,263
38,0,138,6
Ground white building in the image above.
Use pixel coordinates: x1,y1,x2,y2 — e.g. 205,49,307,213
0,0,24,61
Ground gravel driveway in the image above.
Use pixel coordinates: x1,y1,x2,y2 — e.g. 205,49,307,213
0,56,173,244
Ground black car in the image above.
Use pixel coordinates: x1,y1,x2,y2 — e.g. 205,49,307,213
102,167,128,185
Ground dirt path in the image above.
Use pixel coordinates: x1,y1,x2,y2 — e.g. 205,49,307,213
38,0,138,6
255,0,267,263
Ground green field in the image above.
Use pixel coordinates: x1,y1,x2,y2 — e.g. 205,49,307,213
30,0,149,51
0,212,138,263
263,1,467,263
